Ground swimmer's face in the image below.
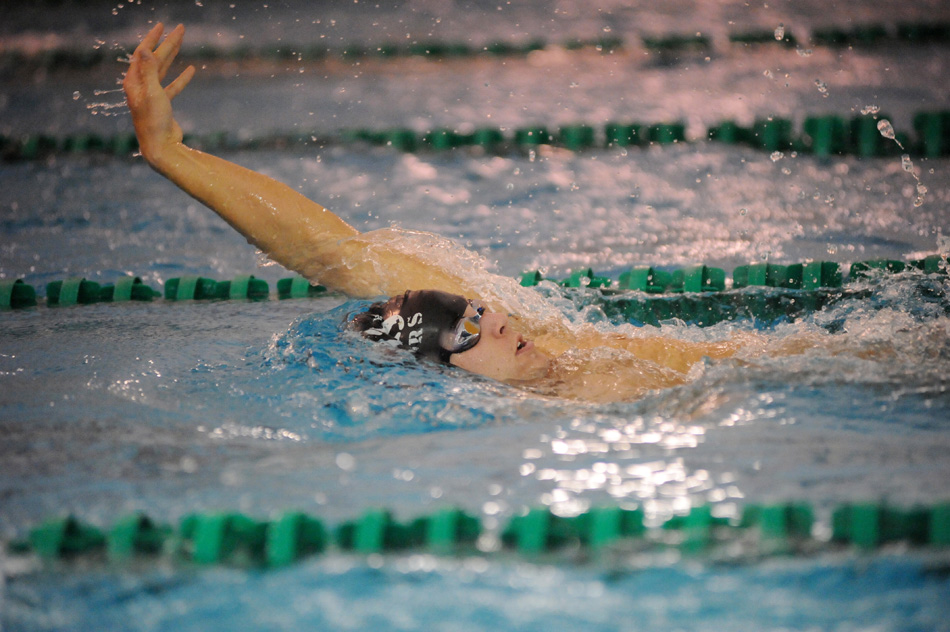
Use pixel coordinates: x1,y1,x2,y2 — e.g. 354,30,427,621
448,304,551,382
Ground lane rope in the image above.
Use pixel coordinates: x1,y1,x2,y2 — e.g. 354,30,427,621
4,110,949,162
3,257,946,329
7,500,950,569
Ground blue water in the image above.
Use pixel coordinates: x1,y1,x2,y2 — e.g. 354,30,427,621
3,1,950,630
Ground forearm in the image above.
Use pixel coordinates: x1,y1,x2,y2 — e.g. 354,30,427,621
147,142,359,274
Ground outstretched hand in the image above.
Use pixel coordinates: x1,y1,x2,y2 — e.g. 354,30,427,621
123,23,195,166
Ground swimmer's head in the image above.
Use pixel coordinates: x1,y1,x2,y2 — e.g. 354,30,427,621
349,290,482,363
349,289,551,382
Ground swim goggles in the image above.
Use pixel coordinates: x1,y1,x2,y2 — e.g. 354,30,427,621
440,300,486,356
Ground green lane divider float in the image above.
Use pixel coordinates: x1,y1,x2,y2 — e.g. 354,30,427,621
4,110,950,162
6,20,949,72
1,275,326,309
277,276,329,299
9,500,950,570
3,256,945,328
0,279,37,309
164,274,270,301
45,276,160,306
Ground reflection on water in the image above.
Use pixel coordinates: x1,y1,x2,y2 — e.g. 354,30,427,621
519,391,790,521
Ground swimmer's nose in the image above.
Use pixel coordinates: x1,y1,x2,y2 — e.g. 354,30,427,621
481,311,509,338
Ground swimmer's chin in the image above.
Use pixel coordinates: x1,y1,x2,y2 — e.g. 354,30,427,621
501,352,555,385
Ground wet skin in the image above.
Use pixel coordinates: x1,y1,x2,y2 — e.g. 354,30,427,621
448,305,552,382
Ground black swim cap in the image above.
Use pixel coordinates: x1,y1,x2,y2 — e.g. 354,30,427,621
351,290,470,362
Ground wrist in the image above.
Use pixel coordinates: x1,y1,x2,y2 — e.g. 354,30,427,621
142,139,189,175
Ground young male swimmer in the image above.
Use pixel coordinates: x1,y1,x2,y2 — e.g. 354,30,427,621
123,23,790,402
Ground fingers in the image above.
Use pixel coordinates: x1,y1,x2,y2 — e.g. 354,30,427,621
154,23,186,80
135,22,165,58
165,65,196,101
130,22,184,82
124,23,194,107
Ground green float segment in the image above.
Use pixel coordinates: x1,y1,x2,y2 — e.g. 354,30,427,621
107,514,173,561
5,109,950,162
831,503,948,549
522,256,944,293
334,508,481,554
277,276,329,299
709,114,917,157
914,111,950,158
0,275,329,309
729,30,798,47
164,275,270,301
45,276,160,306
13,501,950,568
0,279,37,309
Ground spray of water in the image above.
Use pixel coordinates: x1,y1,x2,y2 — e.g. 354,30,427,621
84,51,133,117
876,118,927,207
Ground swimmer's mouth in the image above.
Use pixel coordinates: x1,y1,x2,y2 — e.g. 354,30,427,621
516,336,533,355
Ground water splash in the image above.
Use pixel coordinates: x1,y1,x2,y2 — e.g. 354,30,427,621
814,79,828,97
937,230,950,256
877,119,898,144
774,24,785,41
876,119,926,207
87,99,129,117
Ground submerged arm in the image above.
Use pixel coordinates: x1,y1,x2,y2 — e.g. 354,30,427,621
123,24,359,281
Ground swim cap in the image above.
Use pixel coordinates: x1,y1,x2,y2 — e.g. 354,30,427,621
353,290,472,362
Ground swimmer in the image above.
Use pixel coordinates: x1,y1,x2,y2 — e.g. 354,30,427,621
123,23,801,402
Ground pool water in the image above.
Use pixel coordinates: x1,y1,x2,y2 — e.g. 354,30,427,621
2,1,950,630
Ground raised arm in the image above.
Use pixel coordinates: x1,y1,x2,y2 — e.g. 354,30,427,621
123,24,360,280
124,24,495,300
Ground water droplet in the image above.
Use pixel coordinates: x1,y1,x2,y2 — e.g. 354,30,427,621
739,208,747,216
774,24,785,40
797,47,813,57
826,244,838,255
72,91,81,101
770,151,784,162
569,81,579,88
861,105,880,115
901,154,914,172
335,452,355,471
877,119,895,139
814,79,828,96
